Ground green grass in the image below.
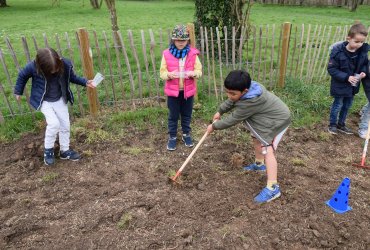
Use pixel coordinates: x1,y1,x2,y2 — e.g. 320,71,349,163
121,146,153,155
167,169,177,178
291,158,306,166
41,172,59,183
0,0,196,37
0,1,368,38
68,106,167,144
105,106,167,130
0,79,368,143
274,77,367,127
318,131,331,141
250,4,370,26
117,212,132,230
0,112,44,142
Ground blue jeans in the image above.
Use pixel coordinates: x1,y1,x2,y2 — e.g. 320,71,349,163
329,96,354,127
359,102,370,132
167,91,194,138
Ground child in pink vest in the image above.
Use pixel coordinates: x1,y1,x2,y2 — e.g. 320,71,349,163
160,24,202,151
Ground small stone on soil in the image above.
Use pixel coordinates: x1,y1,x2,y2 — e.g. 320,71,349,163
245,200,257,210
272,237,280,244
230,153,244,168
312,230,320,238
184,235,193,245
181,230,191,238
197,183,205,190
320,240,329,247
343,233,350,239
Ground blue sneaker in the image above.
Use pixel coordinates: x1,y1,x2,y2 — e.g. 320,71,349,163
167,137,177,151
60,149,81,161
44,148,55,166
254,185,281,203
182,134,194,147
243,163,266,171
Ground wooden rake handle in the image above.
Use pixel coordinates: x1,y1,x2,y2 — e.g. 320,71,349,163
172,131,209,180
360,120,370,166
365,120,370,141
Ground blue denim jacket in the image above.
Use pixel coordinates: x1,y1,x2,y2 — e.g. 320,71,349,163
14,58,87,110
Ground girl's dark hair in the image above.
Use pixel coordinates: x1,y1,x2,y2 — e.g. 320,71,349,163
224,70,251,91
35,47,63,78
348,22,368,38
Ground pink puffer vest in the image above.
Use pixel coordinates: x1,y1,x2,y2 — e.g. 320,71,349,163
163,47,199,98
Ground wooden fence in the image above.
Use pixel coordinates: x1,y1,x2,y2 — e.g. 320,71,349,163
0,23,369,122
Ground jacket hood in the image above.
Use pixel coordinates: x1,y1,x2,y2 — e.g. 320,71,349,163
241,81,262,99
331,41,369,57
330,41,347,57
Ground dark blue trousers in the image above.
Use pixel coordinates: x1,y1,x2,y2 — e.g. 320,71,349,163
329,96,354,127
167,91,194,138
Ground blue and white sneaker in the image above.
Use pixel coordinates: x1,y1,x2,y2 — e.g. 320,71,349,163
167,137,177,151
243,163,266,171
60,149,81,161
44,148,55,166
182,134,194,148
254,185,281,203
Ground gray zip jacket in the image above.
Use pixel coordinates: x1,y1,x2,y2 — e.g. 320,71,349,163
213,82,291,143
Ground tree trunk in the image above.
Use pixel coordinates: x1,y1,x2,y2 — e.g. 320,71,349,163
52,0,60,7
105,0,120,45
90,0,102,9
349,0,359,10
0,0,8,7
105,0,119,32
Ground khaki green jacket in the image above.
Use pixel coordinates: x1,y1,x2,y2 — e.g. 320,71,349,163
213,85,291,143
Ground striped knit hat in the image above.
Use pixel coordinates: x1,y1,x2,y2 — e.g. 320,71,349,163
171,24,190,41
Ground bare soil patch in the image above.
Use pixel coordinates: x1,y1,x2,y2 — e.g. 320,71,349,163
0,120,369,249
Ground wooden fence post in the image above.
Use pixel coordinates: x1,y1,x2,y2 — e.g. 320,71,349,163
77,28,99,117
0,107,4,124
278,22,291,88
187,23,199,103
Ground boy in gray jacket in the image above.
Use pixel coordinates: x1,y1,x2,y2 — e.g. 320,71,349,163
207,70,291,203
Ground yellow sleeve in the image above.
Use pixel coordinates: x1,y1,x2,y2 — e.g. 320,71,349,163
160,56,169,80
193,55,202,78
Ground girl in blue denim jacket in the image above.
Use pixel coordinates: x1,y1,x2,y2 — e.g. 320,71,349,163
14,47,96,165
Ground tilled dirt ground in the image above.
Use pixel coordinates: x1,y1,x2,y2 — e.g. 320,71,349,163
0,119,369,249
